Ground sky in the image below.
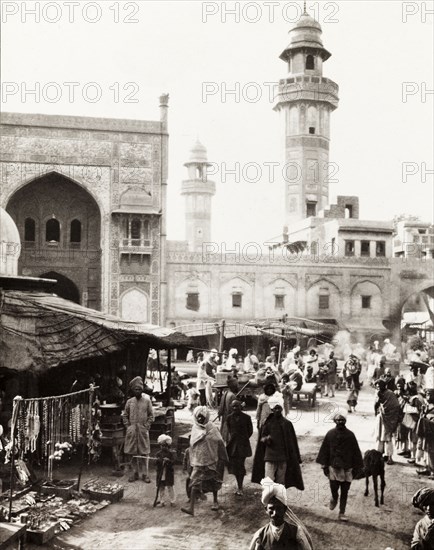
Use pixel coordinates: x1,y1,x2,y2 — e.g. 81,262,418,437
1,0,433,245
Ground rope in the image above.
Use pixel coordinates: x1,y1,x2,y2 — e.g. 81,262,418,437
14,385,99,403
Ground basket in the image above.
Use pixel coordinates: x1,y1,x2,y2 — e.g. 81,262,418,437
40,479,78,499
81,487,124,503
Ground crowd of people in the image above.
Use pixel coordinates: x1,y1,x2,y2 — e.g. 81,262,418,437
121,336,434,548
177,338,434,547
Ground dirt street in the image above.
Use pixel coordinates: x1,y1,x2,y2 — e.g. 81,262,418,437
36,383,432,550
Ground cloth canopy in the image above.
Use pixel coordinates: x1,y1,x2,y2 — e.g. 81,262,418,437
0,290,191,372
175,318,338,341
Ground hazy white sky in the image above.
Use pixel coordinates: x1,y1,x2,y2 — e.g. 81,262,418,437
2,0,433,245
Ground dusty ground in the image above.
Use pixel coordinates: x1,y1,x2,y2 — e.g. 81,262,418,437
29,380,433,550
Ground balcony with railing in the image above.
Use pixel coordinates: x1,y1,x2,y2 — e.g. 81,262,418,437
119,237,153,256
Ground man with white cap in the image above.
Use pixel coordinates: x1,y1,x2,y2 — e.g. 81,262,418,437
316,412,363,521
249,477,313,550
122,376,154,483
252,394,304,491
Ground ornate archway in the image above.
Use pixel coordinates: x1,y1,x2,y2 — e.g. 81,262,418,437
6,172,102,309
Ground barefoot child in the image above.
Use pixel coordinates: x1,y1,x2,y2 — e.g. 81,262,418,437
155,434,176,507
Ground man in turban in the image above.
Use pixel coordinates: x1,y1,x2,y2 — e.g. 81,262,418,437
155,434,176,507
122,376,154,482
226,399,253,497
249,477,313,550
316,412,363,521
411,487,434,549
252,394,304,490
416,388,434,479
374,378,402,465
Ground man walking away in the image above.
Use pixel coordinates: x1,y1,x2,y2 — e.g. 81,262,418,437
316,412,363,521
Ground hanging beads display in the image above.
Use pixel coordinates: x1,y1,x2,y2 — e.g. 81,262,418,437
8,386,100,482
26,400,41,453
42,400,48,459
87,398,102,463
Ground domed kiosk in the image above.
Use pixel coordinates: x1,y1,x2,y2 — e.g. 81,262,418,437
0,206,21,277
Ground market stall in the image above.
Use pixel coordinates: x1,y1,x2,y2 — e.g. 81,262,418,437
0,283,191,543
0,385,125,545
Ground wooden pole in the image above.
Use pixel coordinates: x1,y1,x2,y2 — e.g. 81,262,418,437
156,350,164,394
77,384,94,490
8,398,20,522
219,320,225,353
166,349,172,407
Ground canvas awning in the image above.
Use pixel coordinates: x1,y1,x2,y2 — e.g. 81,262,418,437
174,317,338,342
0,290,191,372
246,317,340,339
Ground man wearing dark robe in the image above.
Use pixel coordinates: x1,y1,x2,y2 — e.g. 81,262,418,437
252,394,304,491
316,412,363,521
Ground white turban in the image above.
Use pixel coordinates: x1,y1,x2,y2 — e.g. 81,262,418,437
267,392,284,410
260,477,287,507
260,478,314,550
157,434,172,446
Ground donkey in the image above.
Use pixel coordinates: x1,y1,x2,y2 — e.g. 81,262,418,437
363,449,387,507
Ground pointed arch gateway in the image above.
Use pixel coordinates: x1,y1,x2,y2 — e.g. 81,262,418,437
6,171,102,309
40,271,80,304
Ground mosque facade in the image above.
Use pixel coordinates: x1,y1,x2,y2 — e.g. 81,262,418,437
1,14,432,344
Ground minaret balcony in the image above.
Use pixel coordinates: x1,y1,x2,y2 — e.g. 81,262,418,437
275,76,339,109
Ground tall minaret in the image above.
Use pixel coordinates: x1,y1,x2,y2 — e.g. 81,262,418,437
274,6,339,227
181,140,216,252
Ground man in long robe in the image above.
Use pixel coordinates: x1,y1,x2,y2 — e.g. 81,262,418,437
226,400,253,496
122,376,154,482
181,406,228,516
252,394,304,491
218,377,239,444
316,412,363,521
374,379,401,464
416,389,434,479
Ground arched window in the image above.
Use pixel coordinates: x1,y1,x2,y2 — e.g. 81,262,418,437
131,218,141,240
46,218,60,243
24,217,36,242
306,55,315,70
70,219,82,243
